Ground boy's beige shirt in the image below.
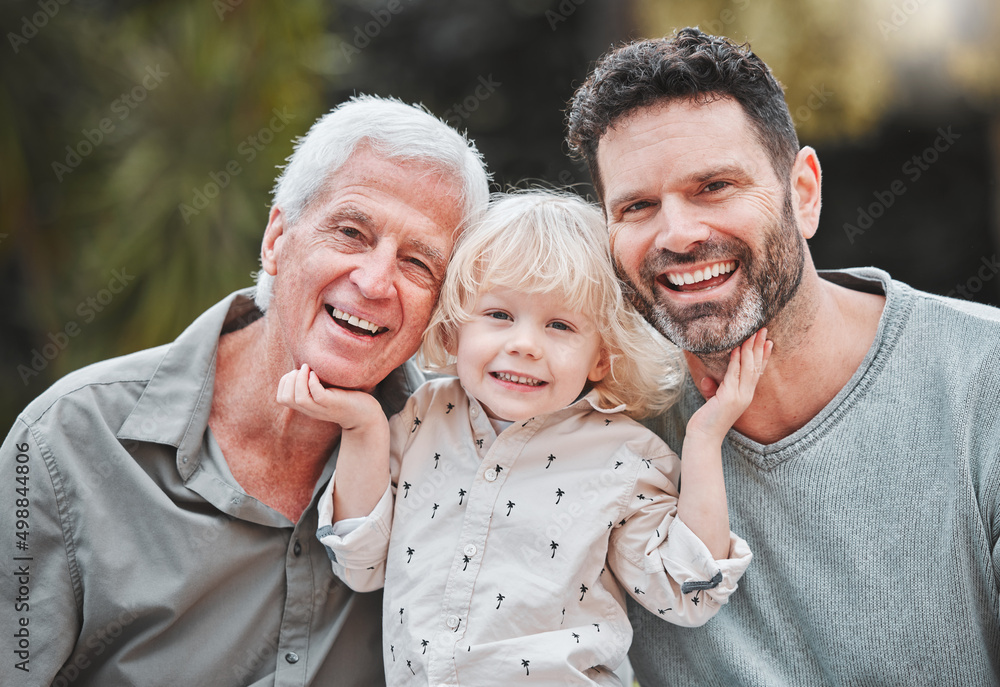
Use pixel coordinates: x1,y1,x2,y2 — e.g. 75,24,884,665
318,377,751,686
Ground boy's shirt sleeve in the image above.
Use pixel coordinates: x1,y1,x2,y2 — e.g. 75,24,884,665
607,433,752,627
315,397,416,593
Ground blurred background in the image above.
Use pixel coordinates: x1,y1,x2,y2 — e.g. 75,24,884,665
2,0,999,427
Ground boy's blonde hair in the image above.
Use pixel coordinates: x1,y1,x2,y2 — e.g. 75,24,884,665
420,189,683,418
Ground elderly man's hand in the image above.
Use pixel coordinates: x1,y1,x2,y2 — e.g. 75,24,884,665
277,364,383,431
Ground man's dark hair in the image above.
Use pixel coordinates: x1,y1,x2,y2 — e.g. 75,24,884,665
566,27,799,201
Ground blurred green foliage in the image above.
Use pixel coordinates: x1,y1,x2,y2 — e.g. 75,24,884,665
636,0,1000,141
2,0,998,430
1,0,332,423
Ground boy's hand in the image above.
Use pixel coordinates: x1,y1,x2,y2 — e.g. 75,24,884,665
687,329,772,439
276,364,382,430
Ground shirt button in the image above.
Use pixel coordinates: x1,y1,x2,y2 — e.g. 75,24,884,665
293,539,302,556
285,652,299,664
463,544,477,557
446,615,460,628
484,469,497,482
471,407,479,417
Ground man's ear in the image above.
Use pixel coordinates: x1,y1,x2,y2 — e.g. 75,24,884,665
791,146,822,240
261,206,287,276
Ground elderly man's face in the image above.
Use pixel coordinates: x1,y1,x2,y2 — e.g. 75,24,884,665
262,147,465,391
597,97,805,354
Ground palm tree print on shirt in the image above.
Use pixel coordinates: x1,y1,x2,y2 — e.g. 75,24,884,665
431,503,439,518
555,488,565,504
496,593,505,609
579,584,588,601
406,547,414,563
458,488,466,505
506,500,515,516
433,453,440,469
462,555,471,571
550,541,559,558
522,659,530,675
545,454,555,469
402,482,411,498
411,417,421,433
421,639,429,654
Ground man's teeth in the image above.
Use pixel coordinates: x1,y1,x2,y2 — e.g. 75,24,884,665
330,306,383,334
494,372,543,386
665,260,737,286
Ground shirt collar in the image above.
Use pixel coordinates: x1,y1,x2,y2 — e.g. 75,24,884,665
461,384,626,427
117,288,423,461
117,289,256,450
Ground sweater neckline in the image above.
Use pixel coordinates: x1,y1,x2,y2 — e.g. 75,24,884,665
698,267,913,470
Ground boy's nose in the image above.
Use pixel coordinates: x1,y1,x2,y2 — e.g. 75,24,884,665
504,324,543,358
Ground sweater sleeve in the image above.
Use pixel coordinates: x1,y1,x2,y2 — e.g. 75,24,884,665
607,439,752,627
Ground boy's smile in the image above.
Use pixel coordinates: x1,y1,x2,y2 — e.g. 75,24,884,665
454,287,609,422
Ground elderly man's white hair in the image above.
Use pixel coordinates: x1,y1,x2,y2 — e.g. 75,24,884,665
254,94,491,311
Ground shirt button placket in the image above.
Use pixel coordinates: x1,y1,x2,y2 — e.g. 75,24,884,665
275,529,309,686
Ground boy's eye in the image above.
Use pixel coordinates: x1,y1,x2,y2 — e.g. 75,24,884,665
488,311,511,321
548,321,571,331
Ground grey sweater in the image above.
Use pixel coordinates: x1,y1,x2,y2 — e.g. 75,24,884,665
629,268,1000,686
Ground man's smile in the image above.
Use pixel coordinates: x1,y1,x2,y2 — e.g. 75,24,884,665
658,260,739,293
325,304,388,336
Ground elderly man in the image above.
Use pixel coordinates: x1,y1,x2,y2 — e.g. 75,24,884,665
567,29,1000,686
0,96,489,686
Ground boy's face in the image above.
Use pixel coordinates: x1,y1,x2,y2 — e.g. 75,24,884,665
455,286,609,422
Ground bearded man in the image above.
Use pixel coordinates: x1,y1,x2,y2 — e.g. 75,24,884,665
567,28,1000,686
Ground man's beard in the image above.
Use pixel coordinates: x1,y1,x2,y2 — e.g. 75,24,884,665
618,192,805,354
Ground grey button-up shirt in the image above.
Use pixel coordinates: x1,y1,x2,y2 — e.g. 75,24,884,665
0,288,422,686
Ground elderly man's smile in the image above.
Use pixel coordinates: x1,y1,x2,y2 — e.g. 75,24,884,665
325,304,388,336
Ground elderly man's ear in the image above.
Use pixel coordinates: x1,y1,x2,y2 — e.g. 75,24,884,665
791,146,822,240
261,206,287,277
